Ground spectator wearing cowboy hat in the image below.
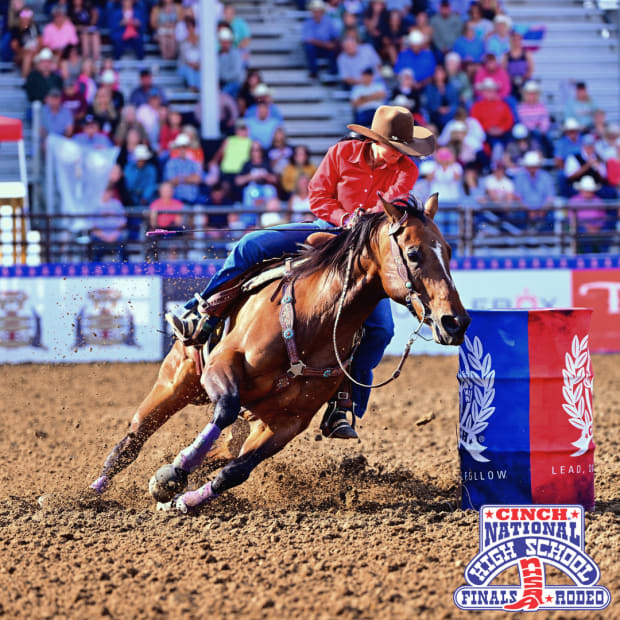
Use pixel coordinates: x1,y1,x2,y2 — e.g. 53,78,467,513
25,48,63,103
562,133,611,199
554,117,583,168
517,80,553,155
445,52,473,106
244,98,284,150
394,29,436,88
163,133,204,204
569,175,612,253
99,68,125,112
73,114,112,148
485,14,512,58
244,83,283,122
469,77,514,147
124,144,159,207
513,150,554,209
302,0,339,79
218,26,245,97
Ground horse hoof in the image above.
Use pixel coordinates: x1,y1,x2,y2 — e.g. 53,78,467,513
90,476,110,494
149,465,188,503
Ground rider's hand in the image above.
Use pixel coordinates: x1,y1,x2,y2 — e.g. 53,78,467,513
341,208,365,229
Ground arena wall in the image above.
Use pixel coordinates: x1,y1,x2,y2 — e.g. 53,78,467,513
1,257,619,363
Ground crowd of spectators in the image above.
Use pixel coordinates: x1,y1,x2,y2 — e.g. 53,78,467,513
301,0,619,242
1,0,618,257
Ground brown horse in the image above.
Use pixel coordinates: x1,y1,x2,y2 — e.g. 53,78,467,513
90,194,470,513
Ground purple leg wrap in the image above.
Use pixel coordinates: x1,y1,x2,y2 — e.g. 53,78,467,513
90,475,110,494
175,481,218,513
172,423,221,473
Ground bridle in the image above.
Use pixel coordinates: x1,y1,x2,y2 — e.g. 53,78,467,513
332,204,432,389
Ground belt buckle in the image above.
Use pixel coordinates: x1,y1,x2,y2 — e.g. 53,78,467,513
287,361,306,377
337,391,349,400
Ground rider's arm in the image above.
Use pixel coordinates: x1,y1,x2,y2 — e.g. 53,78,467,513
308,144,348,226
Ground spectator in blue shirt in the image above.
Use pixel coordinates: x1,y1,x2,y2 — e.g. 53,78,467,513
513,150,555,208
422,65,459,130
554,118,583,168
485,14,511,59
124,144,158,206
453,21,486,63
244,83,284,122
129,68,168,107
394,29,436,87
41,88,74,138
163,133,203,204
73,115,113,149
107,0,146,60
302,0,339,78
245,101,283,149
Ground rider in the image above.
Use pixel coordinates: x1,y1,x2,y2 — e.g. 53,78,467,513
166,105,436,439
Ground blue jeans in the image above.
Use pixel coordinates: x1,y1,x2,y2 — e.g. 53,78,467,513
303,43,338,75
187,221,394,417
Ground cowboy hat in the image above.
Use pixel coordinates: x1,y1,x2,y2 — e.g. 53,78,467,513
172,133,191,147
573,175,600,192
521,151,542,167
347,105,436,158
134,144,152,161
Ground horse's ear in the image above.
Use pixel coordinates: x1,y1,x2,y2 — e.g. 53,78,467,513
424,193,439,220
377,192,402,222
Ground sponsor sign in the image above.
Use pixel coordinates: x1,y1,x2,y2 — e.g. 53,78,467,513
454,505,610,612
0,277,162,363
388,270,572,356
572,269,620,352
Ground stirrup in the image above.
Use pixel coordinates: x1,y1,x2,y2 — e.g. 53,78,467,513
320,402,359,440
165,309,213,346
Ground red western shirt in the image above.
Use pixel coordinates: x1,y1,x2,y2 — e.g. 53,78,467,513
308,139,419,226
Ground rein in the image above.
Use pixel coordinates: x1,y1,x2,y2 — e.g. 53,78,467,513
331,211,431,390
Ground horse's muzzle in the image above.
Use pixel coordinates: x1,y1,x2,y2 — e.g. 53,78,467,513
434,312,471,345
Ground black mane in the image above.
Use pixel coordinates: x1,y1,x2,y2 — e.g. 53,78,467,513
292,195,425,281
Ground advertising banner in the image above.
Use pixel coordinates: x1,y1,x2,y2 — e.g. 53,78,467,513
387,270,573,356
0,276,162,363
571,269,620,353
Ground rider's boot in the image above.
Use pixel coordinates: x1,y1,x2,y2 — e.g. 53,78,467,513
165,295,219,346
320,400,359,440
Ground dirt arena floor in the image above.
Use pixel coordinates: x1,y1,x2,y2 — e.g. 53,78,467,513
0,355,618,619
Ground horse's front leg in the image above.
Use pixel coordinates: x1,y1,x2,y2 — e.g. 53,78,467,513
148,351,243,502
90,342,204,494
172,414,307,514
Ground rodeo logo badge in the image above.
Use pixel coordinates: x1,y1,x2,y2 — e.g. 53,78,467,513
75,288,137,348
0,290,44,348
454,505,611,611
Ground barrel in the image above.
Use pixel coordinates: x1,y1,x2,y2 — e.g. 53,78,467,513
458,308,595,511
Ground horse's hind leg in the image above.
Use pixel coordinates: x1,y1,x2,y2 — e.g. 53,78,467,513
173,417,304,513
90,342,203,493
149,353,243,502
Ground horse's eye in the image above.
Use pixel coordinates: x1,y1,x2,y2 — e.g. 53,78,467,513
407,248,421,264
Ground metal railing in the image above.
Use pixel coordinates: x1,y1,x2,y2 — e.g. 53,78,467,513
3,202,619,265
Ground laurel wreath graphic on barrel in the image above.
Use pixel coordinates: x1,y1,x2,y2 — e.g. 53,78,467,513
563,335,593,457
458,336,495,463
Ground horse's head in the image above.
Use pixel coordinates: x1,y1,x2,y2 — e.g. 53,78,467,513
375,193,470,345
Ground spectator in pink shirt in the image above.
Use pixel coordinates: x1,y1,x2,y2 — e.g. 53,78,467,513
473,53,510,99
149,181,184,229
517,80,553,157
42,6,78,56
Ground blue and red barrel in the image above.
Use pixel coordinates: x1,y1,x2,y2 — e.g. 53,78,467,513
458,309,595,510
